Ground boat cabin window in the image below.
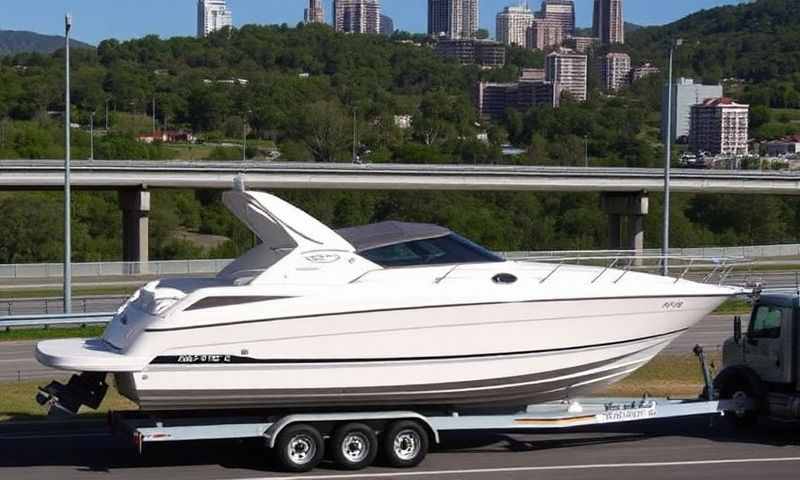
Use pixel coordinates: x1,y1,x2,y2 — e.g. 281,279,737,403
360,234,504,268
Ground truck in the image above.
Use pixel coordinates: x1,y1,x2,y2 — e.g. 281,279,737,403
714,292,800,425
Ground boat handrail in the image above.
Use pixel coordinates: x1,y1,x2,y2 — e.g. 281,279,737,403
514,254,751,287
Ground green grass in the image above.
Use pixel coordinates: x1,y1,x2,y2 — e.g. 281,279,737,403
713,298,751,315
0,326,104,342
771,108,800,121
0,380,136,422
0,286,137,300
601,353,718,398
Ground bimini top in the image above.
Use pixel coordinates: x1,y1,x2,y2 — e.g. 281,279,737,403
337,221,450,252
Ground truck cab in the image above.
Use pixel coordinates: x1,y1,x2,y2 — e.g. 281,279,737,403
718,293,800,423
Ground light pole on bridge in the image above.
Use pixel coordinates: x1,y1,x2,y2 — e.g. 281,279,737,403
64,14,73,313
663,38,683,276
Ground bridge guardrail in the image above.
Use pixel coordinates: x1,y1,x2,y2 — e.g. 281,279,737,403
0,313,114,330
2,245,800,280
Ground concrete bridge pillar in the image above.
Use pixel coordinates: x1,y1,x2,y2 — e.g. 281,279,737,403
600,192,649,253
119,189,150,267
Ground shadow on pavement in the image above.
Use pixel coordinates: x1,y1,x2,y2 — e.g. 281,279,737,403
0,415,797,473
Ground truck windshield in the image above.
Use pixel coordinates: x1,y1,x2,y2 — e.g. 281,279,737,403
749,305,787,339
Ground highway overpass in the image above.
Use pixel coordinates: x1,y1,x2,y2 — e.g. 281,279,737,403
1,160,800,194
3,160,800,262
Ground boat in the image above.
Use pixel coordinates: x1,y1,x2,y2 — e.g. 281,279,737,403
35,178,739,414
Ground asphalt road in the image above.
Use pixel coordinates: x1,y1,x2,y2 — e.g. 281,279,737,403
0,315,738,382
0,416,798,479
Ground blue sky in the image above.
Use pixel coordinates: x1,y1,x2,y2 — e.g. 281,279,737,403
2,0,743,44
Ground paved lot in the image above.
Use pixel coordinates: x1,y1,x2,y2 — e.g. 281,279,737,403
0,416,798,479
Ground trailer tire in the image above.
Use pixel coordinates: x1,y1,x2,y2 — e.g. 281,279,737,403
714,367,764,429
274,423,325,472
331,423,378,470
382,420,429,468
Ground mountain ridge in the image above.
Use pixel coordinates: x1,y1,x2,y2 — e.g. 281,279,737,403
0,30,93,56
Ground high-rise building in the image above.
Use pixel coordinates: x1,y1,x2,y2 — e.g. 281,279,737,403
462,0,479,39
592,0,624,45
474,80,560,120
689,97,749,156
334,0,381,34
631,63,660,82
496,5,534,47
380,14,394,35
428,0,479,39
663,78,724,142
566,36,599,53
545,50,587,102
197,0,233,38
527,17,564,50
600,52,631,93
305,0,325,24
540,0,575,37
435,39,506,67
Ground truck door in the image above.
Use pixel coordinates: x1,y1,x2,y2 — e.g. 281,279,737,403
744,304,794,384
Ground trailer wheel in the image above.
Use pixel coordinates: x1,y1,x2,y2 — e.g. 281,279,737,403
330,423,378,470
382,420,429,468
274,423,325,472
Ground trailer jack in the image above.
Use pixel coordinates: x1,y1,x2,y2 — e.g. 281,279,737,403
693,345,716,401
36,373,109,416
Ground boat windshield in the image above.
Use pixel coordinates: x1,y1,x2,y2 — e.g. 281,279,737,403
359,234,504,268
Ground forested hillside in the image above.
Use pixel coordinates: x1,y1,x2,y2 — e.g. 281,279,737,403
0,30,93,56
0,8,799,264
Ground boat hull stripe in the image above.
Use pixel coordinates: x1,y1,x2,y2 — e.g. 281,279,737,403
145,294,729,333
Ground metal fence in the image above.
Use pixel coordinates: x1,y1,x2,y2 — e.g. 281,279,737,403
1,244,799,281
0,296,128,317
0,259,233,279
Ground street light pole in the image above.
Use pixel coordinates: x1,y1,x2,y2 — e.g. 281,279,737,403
242,115,247,162
662,39,682,276
89,111,95,160
63,14,72,313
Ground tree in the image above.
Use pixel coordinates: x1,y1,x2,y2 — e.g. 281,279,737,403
297,100,352,162
475,29,490,40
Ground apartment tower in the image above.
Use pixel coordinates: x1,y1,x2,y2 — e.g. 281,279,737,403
545,50,588,102
540,0,575,37
428,0,479,39
592,0,624,45
496,5,535,47
197,0,233,38
305,0,325,24
689,97,750,156
600,52,631,93
334,0,381,34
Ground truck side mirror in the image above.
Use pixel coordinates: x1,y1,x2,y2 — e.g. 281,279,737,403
734,316,742,344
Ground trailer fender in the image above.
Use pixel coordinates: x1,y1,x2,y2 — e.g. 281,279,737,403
263,411,440,449
714,366,767,412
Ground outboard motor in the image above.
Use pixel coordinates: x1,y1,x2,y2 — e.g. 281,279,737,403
36,373,109,416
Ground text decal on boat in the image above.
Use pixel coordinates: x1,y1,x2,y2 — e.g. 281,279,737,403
662,301,684,310
176,355,233,364
596,406,657,424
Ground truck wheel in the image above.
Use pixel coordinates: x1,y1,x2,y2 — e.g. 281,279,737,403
331,423,378,470
274,423,325,472
715,372,761,428
382,420,429,468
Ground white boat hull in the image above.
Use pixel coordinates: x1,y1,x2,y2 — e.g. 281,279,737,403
113,294,724,411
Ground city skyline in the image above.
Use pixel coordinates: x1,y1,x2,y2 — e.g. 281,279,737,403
1,0,742,44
